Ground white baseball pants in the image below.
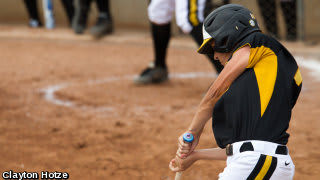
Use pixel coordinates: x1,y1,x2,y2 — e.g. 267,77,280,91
219,141,295,180
148,0,206,33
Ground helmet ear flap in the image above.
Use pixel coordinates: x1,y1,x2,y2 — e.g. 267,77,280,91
214,35,229,52
221,36,229,47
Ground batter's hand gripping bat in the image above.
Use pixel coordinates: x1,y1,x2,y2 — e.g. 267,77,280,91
175,133,194,180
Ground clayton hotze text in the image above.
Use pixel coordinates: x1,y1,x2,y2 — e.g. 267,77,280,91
2,170,69,179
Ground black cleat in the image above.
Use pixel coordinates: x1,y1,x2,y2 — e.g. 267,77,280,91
90,14,113,38
134,63,168,84
28,19,42,28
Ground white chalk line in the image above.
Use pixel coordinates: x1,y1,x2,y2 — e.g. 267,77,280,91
39,72,217,116
41,84,73,107
295,56,320,81
39,57,320,115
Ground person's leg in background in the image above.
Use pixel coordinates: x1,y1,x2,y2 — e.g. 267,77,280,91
280,0,297,41
90,0,113,38
134,0,174,84
60,0,75,26
257,0,279,39
205,0,230,16
176,0,223,73
23,0,42,27
223,0,230,5
72,0,92,34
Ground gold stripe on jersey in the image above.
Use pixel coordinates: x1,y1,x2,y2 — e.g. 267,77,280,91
249,46,277,117
189,0,199,26
294,68,302,86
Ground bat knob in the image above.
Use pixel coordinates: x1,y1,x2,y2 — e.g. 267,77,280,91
183,133,194,143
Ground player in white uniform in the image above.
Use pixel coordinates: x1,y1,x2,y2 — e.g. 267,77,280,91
134,0,227,84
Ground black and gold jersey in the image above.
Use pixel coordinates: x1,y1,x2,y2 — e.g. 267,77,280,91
213,32,302,148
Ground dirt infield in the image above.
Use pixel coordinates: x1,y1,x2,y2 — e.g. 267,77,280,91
0,25,319,180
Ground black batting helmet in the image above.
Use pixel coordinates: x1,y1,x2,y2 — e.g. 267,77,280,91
198,4,260,54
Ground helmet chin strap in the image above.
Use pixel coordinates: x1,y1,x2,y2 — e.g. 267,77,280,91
227,55,233,61
216,52,233,66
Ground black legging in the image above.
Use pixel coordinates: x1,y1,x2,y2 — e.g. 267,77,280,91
96,0,111,17
257,0,297,39
60,0,75,25
23,0,41,22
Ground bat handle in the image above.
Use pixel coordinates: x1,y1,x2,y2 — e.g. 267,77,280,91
174,133,194,180
175,172,183,180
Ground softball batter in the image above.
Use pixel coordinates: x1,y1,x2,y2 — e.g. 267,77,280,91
169,4,302,180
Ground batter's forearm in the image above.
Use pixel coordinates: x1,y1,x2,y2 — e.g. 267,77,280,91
188,93,219,135
188,106,213,134
188,74,229,135
193,148,227,161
